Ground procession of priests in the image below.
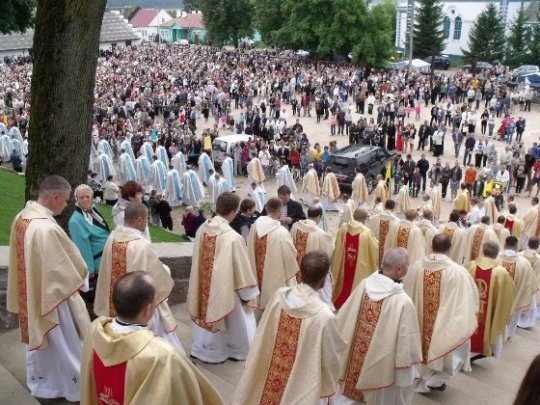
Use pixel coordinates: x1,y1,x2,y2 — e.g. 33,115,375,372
8,175,540,404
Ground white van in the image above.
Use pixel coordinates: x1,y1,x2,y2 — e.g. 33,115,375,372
212,134,253,167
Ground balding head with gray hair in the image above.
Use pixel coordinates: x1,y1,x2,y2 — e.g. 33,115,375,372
422,209,433,221
381,247,409,281
38,175,72,197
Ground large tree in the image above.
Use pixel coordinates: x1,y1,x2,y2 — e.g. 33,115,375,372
463,3,506,70
0,0,35,34
198,0,254,47
352,3,395,68
253,0,285,45
413,0,445,59
529,16,540,66
183,0,199,12
26,0,107,227
506,3,528,68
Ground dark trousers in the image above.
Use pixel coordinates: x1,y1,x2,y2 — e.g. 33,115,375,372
441,180,449,198
421,173,428,192
463,149,473,166
160,216,173,230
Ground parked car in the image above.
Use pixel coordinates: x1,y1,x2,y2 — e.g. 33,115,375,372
423,55,450,70
212,134,253,169
462,61,493,73
178,39,189,46
327,145,395,192
513,65,540,76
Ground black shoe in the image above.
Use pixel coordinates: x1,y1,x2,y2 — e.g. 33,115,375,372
427,383,447,391
470,354,486,363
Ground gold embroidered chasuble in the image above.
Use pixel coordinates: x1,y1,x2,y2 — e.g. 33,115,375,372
81,318,223,405
404,254,479,367
351,173,369,205
232,285,345,405
336,273,422,400
467,258,515,356
247,217,299,310
188,216,258,331
7,201,90,350
95,226,176,332
498,253,539,314
330,221,378,307
384,220,425,265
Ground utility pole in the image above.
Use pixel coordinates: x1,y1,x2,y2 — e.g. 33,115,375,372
407,0,414,74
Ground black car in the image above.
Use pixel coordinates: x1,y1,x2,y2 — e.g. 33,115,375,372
327,145,395,192
423,55,450,70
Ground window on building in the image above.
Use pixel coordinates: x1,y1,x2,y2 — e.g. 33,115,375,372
443,16,450,39
454,17,462,40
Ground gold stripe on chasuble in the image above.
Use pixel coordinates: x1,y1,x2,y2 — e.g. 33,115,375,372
259,311,302,404
397,226,410,248
422,270,442,363
198,233,218,331
502,261,517,280
255,234,268,286
294,230,309,282
343,293,384,401
15,218,32,344
110,241,130,316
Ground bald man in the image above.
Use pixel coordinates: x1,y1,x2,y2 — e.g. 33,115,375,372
416,209,439,255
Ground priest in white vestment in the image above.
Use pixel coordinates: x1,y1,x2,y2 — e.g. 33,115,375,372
198,151,215,185
96,151,116,184
140,140,154,162
118,149,138,186
416,209,439,255
492,215,511,247
464,216,501,266
520,236,540,318
187,193,259,363
321,168,341,211
521,198,540,248
171,150,187,177
221,154,236,191
150,155,167,193
135,152,152,193
276,163,298,197
165,165,183,207
373,174,390,205
340,194,356,225
156,143,169,168
95,203,184,353
246,156,266,192
366,199,399,267
504,204,524,248
8,176,91,402
182,167,204,208
302,164,320,205
438,211,466,265
250,181,267,213
247,198,299,309
484,194,499,225
405,234,479,393
351,169,369,207
291,206,335,309
497,236,539,335
120,136,135,162
233,251,345,405
97,138,113,158
335,248,422,405
0,130,12,162
429,185,442,225
384,209,425,267
395,183,411,218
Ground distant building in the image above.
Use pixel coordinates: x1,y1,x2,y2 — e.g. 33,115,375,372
0,11,141,57
159,11,206,44
130,8,173,42
396,0,537,58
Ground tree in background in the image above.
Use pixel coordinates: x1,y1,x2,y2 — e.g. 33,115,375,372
253,0,285,46
167,9,178,18
183,0,199,12
506,3,528,68
320,0,367,56
529,15,540,66
198,0,253,47
0,0,35,34
26,0,107,228
463,3,505,71
352,3,395,68
413,0,445,82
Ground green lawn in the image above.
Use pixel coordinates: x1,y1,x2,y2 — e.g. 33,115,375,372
0,168,185,245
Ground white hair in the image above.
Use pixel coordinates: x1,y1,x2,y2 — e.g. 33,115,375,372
74,184,93,201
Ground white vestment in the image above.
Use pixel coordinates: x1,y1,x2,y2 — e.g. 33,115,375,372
198,152,214,184
182,170,204,207
135,155,152,192
165,169,183,207
118,152,137,186
141,142,154,162
221,157,236,190
277,165,298,196
156,145,169,167
96,153,116,183
171,151,187,177
150,160,167,193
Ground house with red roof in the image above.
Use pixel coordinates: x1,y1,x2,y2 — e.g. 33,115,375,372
159,11,206,44
129,8,173,42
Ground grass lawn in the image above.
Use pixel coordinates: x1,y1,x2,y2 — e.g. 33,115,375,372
0,168,185,245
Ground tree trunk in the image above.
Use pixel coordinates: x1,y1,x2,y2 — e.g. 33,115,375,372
26,0,107,228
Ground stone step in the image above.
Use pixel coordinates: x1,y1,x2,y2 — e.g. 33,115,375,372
0,362,40,404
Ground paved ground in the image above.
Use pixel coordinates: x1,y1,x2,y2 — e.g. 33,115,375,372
166,94,540,236
0,302,538,404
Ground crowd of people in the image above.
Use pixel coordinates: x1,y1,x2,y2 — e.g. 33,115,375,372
3,44,540,404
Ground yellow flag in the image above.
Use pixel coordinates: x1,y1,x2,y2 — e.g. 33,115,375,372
385,161,392,181
2,113,6,125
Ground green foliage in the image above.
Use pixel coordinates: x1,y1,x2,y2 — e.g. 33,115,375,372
413,0,445,59
183,0,199,12
320,0,367,56
166,9,178,18
126,6,141,21
530,20,540,66
253,0,285,45
352,3,395,68
198,0,254,47
463,3,506,65
506,4,527,68
0,0,35,34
